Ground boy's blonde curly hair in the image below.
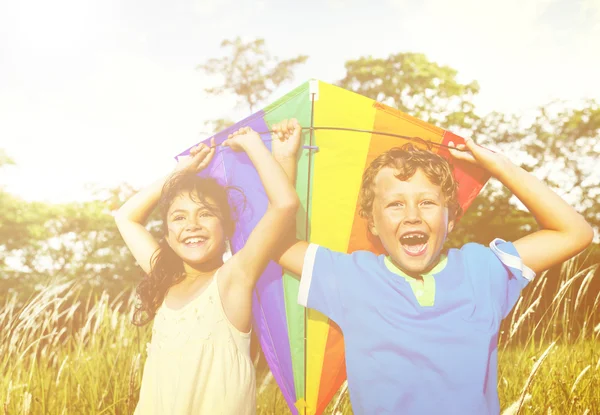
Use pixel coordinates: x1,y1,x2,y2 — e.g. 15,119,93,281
359,144,462,221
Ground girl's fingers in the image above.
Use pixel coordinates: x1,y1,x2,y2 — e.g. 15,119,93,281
197,150,213,170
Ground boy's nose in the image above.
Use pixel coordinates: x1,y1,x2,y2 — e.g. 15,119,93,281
403,205,422,224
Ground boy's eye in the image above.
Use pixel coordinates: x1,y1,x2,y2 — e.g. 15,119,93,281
421,200,436,206
199,211,213,218
388,202,404,208
173,215,185,221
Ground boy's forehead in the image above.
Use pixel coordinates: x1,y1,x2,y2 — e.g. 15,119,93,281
373,167,443,197
373,167,441,190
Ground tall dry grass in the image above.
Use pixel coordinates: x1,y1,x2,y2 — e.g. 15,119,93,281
1,253,598,414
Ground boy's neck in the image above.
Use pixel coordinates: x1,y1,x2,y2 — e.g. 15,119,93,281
386,252,448,280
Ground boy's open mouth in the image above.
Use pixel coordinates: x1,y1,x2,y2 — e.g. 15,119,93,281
400,232,429,256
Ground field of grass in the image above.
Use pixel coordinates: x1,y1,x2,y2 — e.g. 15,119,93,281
1,256,598,415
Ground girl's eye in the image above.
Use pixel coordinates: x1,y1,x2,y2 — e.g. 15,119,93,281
389,202,404,208
173,216,185,221
421,200,436,206
199,211,213,218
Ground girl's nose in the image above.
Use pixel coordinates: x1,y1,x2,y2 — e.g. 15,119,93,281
185,218,203,231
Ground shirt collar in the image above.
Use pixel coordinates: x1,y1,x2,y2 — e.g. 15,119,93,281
384,254,448,281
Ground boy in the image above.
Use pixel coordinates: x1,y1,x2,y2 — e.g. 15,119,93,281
271,119,593,414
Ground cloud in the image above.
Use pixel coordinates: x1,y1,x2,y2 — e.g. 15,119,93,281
192,0,224,16
0,52,236,202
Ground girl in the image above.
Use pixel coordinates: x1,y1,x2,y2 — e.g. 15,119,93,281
114,122,301,415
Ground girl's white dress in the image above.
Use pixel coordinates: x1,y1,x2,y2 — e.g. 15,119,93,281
134,274,256,414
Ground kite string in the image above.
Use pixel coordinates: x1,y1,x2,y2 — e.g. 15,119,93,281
205,126,469,152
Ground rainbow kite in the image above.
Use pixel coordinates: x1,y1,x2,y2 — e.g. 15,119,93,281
176,80,490,415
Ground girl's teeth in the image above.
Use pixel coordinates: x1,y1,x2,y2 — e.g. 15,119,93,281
186,238,205,244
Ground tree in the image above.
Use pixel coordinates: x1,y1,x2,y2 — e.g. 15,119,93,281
0,149,15,167
198,37,308,113
0,181,161,303
337,52,480,131
203,118,235,134
446,99,600,250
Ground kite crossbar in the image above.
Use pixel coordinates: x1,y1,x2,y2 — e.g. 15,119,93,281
207,126,469,152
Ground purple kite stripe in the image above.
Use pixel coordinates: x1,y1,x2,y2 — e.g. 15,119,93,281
174,112,297,412
253,264,299,415
219,115,297,412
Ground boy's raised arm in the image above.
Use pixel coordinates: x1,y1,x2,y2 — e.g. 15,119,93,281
450,137,594,274
271,119,309,278
220,127,300,287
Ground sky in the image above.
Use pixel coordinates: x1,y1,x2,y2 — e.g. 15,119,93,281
1,0,599,203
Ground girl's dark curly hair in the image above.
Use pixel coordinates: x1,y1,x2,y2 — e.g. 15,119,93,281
359,144,462,223
132,171,239,326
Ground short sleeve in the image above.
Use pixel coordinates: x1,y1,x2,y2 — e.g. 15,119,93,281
297,244,354,325
487,238,536,318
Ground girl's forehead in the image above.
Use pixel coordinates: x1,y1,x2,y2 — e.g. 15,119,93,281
168,191,216,213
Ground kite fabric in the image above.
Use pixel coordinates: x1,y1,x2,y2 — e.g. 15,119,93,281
175,80,490,415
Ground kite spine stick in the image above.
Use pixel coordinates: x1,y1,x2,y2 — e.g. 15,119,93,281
309,79,319,101
301,89,317,415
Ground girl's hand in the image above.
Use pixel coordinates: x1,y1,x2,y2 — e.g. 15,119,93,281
448,137,509,176
175,137,215,173
222,127,262,152
271,118,302,160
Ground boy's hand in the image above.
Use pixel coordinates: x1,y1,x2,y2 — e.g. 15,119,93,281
271,118,302,160
175,137,215,173
448,137,509,176
222,127,262,152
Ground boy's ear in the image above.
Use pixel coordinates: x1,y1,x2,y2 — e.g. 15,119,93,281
369,219,379,236
447,220,455,234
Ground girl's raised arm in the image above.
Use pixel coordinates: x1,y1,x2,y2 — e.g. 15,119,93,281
114,141,215,273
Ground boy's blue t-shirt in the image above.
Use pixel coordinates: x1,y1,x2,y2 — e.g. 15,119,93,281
297,239,534,415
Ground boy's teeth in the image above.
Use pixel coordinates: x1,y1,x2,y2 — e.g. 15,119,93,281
401,233,428,245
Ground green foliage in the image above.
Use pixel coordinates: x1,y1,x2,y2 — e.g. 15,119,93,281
449,99,600,248
204,117,236,134
1,253,597,414
0,149,15,167
198,37,308,112
0,183,162,303
337,52,480,130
